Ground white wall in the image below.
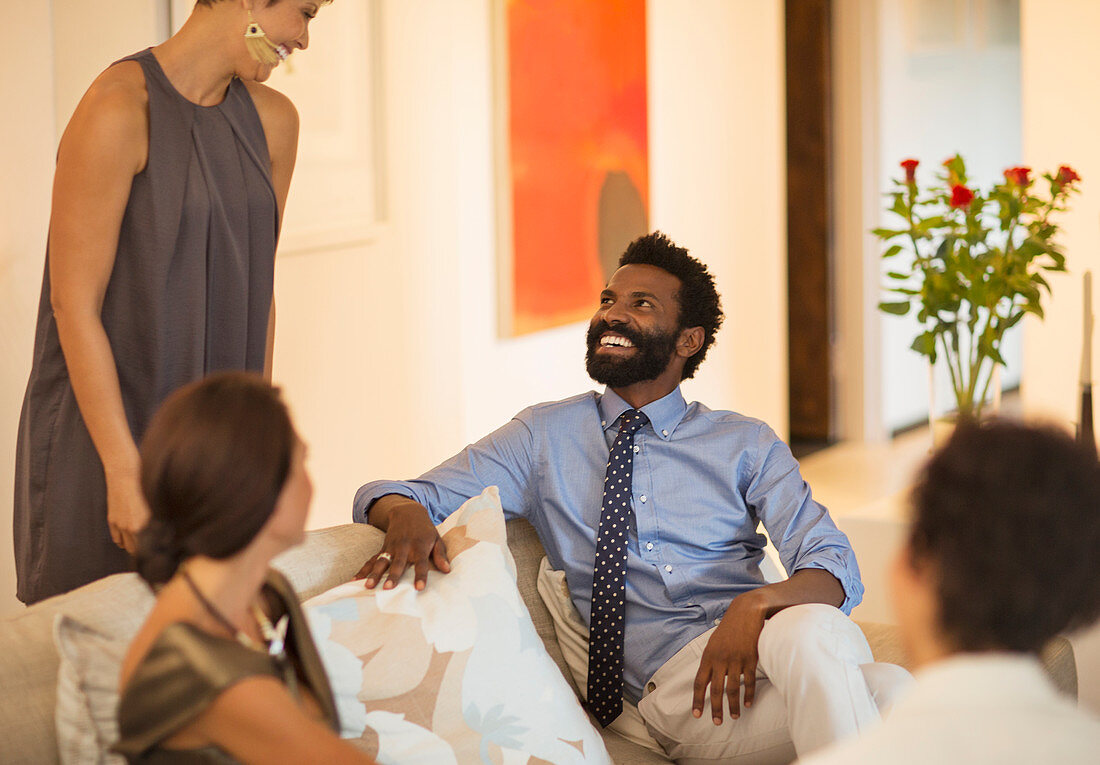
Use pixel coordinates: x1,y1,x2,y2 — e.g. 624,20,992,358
1020,0,1100,715
273,0,789,533
1,0,789,615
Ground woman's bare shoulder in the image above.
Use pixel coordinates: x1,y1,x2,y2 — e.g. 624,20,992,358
243,81,298,125
59,61,149,171
82,60,149,119
242,82,299,159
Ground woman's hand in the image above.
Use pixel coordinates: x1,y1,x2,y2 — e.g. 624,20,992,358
106,470,151,555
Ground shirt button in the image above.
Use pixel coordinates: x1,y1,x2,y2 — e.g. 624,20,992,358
633,445,640,453
601,420,606,426
662,429,669,437
640,495,647,503
646,681,656,693
713,618,722,626
645,542,654,551
664,564,673,573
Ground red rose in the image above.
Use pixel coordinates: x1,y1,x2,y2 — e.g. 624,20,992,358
901,158,919,184
950,184,974,209
1058,165,1081,185
1003,166,1031,186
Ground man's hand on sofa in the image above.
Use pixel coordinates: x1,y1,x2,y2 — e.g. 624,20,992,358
357,495,451,591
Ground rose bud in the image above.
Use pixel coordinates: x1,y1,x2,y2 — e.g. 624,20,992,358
950,184,975,209
901,158,919,184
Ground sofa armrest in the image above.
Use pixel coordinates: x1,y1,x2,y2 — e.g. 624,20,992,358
273,523,384,601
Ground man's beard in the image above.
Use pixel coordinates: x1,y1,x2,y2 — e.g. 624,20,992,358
585,321,679,388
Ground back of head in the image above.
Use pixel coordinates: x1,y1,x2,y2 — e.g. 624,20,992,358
137,372,295,586
910,419,1100,653
618,231,724,379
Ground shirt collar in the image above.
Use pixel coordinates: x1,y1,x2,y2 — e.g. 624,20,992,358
598,387,688,441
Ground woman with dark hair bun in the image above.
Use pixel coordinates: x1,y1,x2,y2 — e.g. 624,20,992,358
114,372,373,763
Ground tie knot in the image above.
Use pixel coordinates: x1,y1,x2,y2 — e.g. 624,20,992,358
618,409,649,435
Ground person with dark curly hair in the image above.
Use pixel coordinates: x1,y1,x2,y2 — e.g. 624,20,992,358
801,420,1100,765
353,232,911,762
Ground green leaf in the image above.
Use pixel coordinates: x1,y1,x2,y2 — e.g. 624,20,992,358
1003,311,1026,330
883,244,904,259
886,271,910,280
935,238,952,261
871,228,907,240
910,332,937,358
879,300,911,316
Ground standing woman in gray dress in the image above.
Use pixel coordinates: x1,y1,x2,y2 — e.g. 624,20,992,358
14,0,331,604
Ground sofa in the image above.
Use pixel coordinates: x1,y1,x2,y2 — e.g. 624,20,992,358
1,519,1079,764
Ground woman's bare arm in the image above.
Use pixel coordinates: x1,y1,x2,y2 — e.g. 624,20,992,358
191,675,375,764
48,62,151,553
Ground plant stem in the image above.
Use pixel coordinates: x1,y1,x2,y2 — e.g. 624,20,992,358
975,354,997,420
938,331,963,415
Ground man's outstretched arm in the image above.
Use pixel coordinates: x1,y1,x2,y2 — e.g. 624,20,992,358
354,413,540,592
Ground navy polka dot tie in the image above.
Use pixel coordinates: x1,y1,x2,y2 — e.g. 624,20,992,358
587,408,649,727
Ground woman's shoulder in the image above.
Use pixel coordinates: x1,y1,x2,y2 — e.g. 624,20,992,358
123,622,274,701
240,82,299,166
114,623,283,758
79,60,149,123
59,61,149,169
242,82,298,132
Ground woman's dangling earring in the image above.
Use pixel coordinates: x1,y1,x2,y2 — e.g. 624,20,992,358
244,11,281,65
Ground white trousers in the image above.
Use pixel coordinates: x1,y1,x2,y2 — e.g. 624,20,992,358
629,604,912,764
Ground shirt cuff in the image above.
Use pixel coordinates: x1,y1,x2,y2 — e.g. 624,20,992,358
352,481,419,524
795,559,864,615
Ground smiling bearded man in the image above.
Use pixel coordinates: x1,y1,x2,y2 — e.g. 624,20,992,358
585,317,679,389
353,232,912,764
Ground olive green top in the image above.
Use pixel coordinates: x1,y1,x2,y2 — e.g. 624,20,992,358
113,570,338,764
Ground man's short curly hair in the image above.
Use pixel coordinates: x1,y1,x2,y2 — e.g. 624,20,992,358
910,419,1100,653
617,232,724,380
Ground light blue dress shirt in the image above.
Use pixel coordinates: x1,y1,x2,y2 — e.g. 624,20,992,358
354,386,863,704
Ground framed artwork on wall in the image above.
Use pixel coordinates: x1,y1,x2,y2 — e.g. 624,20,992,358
493,0,650,337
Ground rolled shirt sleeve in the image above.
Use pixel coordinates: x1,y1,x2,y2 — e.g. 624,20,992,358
744,423,864,614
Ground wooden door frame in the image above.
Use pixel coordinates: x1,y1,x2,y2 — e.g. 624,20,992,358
786,0,833,443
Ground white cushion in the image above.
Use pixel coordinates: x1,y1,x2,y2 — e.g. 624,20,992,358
305,486,612,764
43,523,381,763
54,616,127,765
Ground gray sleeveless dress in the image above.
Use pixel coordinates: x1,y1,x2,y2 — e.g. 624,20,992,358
13,49,278,604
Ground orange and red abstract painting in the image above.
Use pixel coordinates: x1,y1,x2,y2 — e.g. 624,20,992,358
502,0,649,336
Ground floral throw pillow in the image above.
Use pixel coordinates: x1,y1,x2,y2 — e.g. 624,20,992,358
304,486,610,764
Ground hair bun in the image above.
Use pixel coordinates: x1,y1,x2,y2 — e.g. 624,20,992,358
135,517,183,586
